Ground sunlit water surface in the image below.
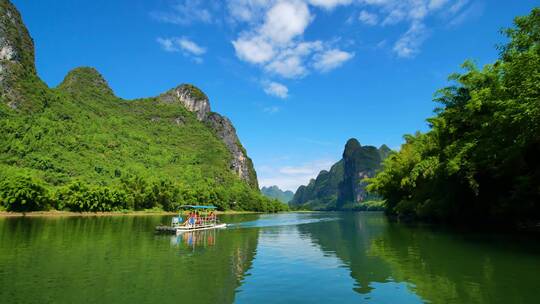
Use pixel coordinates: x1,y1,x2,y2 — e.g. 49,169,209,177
1,212,539,303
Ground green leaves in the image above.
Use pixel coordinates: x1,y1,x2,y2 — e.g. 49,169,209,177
0,48,280,213
367,8,540,225
0,175,49,211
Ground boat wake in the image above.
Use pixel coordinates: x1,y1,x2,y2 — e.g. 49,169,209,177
227,214,339,230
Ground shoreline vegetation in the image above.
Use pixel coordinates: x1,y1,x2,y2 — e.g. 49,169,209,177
0,209,261,218
367,9,540,229
0,175,289,213
0,209,379,218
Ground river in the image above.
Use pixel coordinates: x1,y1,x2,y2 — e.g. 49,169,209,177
1,212,538,303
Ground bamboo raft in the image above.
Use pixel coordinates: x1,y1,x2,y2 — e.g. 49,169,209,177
155,205,227,234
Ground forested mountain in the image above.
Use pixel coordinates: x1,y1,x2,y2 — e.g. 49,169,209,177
261,186,295,203
0,0,286,212
290,139,391,210
367,8,540,227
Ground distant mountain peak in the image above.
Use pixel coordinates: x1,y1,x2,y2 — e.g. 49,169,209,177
378,144,393,160
379,144,390,150
261,185,295,203
291,139,393,210
344,138,361,154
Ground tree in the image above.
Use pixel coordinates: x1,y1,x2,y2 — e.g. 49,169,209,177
367,8,540,226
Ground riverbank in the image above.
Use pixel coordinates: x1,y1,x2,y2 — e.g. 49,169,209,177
0,209,260,218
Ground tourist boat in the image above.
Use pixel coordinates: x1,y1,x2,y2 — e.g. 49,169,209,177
155,205,226,234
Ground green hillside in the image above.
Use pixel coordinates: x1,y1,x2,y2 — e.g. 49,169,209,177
0,0,286,213
261,186,295,203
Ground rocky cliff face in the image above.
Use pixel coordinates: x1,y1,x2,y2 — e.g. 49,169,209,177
159,84,210,121
290,138,391,210
0,0,34,72
158,84,259,189
337,139,383,209
0,0,259,190
206,112,259,189
0,0,43,109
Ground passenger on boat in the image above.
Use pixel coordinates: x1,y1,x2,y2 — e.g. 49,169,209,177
196,211,202,225
185,211,196,226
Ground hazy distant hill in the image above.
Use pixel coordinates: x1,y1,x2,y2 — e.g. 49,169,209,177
261,186,295,203
290,139,391,210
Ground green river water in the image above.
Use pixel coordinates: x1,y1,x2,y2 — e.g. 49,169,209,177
1,212,539,303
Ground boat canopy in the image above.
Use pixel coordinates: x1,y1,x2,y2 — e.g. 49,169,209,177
180,205,217,210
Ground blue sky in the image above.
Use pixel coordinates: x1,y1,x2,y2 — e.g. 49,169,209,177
13,0,538,191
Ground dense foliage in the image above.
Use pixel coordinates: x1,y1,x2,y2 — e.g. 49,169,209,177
367,9,540,226
0,0,287,213
0,174,49,211
0,70,287,212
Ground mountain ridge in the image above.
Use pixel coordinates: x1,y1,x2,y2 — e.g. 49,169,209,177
261,186,294,203
0,0,282,212
290,138,391,210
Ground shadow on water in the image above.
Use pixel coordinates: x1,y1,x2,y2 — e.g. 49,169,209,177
367,221,540,304
1,213,540,304
298,212,540,304
296,212,393,295
0,215,260,304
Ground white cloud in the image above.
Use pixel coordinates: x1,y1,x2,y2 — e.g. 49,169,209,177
231,0,314,69
228,0,273,23
225,0,474,98
258,158,336,191
266,55,307,78
231,0,352,82
152,0,213,25
358,10,378,26
260,1,312,44
157,38,177,52
381,8,406,25
393,21,428,58
409,3,428,20
449,0,470,14
355,0,474,58
428,0,449,10
263,81,289,98
157,37,206,63
266,41,323,78
177,37,206,55
313,49,354,72
231,0,316,78
308,0,352,10
448,1,484,27
232,35,276,64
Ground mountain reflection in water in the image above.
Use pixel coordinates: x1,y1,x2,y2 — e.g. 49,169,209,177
1,212,539,304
